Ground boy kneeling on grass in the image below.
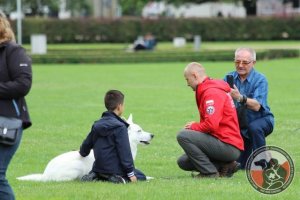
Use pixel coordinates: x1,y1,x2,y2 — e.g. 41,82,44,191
79,90,146,183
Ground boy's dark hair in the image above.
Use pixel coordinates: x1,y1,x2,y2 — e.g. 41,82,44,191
104,90,124,111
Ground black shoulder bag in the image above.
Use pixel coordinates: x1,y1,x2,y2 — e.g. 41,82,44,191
0,115,22,145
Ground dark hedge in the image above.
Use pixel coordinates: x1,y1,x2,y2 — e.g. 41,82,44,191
29,49,299,64
11,16,300,44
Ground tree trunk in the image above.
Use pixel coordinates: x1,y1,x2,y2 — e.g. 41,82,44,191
243,0,256,16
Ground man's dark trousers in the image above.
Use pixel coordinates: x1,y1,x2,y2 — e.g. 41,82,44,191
238,116,273,169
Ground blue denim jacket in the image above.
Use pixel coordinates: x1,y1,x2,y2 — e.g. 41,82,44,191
225,69,274,126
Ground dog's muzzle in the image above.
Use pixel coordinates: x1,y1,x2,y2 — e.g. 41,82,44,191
140,134,154,145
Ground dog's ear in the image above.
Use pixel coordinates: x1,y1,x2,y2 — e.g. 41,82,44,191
127,114,133,124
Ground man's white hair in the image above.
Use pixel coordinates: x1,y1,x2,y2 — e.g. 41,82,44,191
235,47,256,61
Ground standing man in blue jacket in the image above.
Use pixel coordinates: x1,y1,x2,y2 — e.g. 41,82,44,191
79,90,146,183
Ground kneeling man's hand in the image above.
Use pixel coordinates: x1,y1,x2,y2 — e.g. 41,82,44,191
185,121,196,129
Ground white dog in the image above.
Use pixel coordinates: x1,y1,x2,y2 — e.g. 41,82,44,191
17,114,153,182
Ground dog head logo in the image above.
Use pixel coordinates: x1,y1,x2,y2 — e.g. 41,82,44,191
246,146,294,195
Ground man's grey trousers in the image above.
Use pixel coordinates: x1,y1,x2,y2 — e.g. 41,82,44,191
177,129,241,174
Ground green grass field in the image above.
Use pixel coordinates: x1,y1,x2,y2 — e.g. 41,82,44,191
9,58,300,200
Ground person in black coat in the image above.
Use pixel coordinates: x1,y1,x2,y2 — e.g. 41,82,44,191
79,90,146,183
0,15,32,200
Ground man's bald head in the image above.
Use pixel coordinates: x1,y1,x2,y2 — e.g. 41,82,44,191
184,62,206,77
184,62,207,91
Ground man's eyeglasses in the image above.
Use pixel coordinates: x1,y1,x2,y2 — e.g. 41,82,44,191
234,60,253,65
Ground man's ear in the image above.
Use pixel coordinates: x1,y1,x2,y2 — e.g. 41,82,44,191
192,71,198,80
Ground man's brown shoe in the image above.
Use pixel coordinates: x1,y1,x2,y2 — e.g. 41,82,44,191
219,161,240,177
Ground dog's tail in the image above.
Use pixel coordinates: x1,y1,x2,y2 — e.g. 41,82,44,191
17,174,45,181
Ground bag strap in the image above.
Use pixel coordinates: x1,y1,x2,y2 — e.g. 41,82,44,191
12,99,20,117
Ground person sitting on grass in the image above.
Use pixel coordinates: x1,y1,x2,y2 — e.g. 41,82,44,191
133,33,157,51
79,90,146,183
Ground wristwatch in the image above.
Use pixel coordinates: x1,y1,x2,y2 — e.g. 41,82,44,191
237,95,247,104
237,95,243,103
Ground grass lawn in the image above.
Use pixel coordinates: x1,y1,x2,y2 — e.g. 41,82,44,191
9,58,300,200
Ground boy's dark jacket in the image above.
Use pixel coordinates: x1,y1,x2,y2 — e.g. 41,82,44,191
79,111,135,177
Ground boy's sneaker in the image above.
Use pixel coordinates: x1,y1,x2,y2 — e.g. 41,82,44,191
81,171,99,182
107,175,126,184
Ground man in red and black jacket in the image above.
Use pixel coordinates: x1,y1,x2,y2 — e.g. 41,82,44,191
177,62,244,178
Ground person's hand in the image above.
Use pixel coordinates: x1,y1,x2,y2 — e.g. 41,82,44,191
129,175,137,183
230,85,242,101
78,151,85,158
184,121,195,129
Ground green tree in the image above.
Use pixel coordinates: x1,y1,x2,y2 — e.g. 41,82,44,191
120,0,149,16
0,0,57,16
0,0,90,17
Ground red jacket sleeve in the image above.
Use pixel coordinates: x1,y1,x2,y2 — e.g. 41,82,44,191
190,90,225,133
